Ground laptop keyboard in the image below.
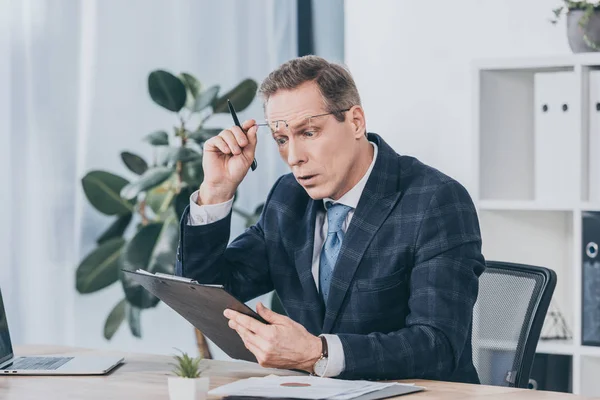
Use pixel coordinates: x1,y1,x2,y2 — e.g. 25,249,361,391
3,357,73,370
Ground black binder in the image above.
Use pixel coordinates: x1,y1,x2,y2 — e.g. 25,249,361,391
582,211,600,346
121,270,268,362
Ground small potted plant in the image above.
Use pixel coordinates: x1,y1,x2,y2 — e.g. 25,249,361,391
550,1,600,53
168,349,209,400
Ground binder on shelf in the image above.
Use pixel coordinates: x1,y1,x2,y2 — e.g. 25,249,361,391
589,71,600,202
582,211,600,346
533,71,579,203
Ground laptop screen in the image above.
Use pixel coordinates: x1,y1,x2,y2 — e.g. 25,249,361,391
0,288,14,365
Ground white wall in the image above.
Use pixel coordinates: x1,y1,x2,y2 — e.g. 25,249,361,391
0,0,13,319
344,0,572,193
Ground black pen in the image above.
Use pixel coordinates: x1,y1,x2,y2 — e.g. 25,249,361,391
227,99,257,171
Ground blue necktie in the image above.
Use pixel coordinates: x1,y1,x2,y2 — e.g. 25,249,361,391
319,202,353,304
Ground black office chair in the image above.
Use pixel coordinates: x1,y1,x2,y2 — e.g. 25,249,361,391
471,261,557,388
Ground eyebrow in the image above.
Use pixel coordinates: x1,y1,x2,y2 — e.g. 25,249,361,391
269,118,309,134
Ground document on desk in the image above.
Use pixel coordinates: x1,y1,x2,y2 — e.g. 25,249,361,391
209,375,424,399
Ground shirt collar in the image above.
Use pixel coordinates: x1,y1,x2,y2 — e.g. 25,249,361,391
323,141,378,210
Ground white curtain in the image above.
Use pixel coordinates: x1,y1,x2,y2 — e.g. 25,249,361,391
0,0,295,357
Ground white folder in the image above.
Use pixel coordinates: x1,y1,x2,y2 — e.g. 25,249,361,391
589,71,600,202
534,71,579,204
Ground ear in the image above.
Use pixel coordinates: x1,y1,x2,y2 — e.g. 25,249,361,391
349,106,366,139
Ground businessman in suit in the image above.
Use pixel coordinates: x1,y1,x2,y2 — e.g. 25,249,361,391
176,55,486,382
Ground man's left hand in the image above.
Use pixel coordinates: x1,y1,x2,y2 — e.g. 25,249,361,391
224,302,322,372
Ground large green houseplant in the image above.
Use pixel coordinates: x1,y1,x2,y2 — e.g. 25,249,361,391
75,70,264,347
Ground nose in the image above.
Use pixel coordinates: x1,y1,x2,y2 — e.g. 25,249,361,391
286,138,307,167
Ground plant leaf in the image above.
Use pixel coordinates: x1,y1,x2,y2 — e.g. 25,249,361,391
157,147,200,167
121,151,149,175
76,237,125,293
127,303,142,338
171,147,201,164
212,79,258,113
104,298,126,340
120,167,174,200
82,171,133,215
97,213,133,245
144,130,169,146
145,175,176,215
180,73,201,109
181,158,204,188
193,85,220,113
157,147,176,167
119,215,179,309
188,128,222,144
148,70,187,112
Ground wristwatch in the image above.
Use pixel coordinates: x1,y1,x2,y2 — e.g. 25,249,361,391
312,336,329,377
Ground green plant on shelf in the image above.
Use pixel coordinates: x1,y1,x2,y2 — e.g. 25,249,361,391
550,0,600,25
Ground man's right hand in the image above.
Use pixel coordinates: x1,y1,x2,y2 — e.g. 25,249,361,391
198,119,258,205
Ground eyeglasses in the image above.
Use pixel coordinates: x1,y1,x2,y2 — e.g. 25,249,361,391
255,108,352,134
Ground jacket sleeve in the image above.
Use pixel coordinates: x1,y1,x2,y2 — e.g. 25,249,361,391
336,180,486,380
175,177,283,302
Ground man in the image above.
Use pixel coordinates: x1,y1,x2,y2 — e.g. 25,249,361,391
175,55,486,382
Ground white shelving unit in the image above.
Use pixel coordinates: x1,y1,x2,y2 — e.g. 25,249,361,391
473,54,600,397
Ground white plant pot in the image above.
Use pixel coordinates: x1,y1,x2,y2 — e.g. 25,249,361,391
168,376,210,400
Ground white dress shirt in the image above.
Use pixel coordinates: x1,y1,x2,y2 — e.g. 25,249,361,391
187,142,378,377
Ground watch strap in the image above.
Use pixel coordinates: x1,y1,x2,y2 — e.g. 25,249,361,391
320,336,328,358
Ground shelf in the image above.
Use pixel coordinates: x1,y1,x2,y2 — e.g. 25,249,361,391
480,340,600,357
473,55,600,395
580,203,600,212
473,53,600,71
479,201,600,212
478,339,574,356
478,200,575,212
580,345,600,357
537,340,575,355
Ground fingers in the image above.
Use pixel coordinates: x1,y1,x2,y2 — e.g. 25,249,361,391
229,319,269,350
246,124,258,148
224,309,266,335
205,136,232,155
203,120,257,158
256,302,283,324
220,129,243,155
241,119,256,131
241,119,258,149
235,327,268,366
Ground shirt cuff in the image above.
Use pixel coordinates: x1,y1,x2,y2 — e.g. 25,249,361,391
320,334,345,377
187,190,234,225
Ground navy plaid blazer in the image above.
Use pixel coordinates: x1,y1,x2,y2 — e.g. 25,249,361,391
176,132,486,383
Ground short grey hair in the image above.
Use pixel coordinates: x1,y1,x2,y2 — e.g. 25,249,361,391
258,55,361,122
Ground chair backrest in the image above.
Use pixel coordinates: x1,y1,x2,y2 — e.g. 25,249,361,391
471,261,556,388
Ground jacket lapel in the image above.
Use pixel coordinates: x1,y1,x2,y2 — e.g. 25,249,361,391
293,199,325,334
322,134,403,333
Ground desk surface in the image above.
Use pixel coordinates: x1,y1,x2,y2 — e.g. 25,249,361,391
0,345,591,400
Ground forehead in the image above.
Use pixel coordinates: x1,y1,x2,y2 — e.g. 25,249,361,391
265,81,326,123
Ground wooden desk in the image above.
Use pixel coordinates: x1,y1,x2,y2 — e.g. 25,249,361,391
0,346,591,400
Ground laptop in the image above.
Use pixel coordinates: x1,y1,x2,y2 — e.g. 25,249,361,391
0,287,123,375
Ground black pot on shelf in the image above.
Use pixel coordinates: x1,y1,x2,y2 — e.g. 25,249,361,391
567,9,600,53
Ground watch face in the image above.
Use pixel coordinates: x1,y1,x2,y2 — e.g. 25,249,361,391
314,357,328,376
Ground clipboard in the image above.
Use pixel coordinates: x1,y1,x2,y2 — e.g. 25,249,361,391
121,269,267,363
